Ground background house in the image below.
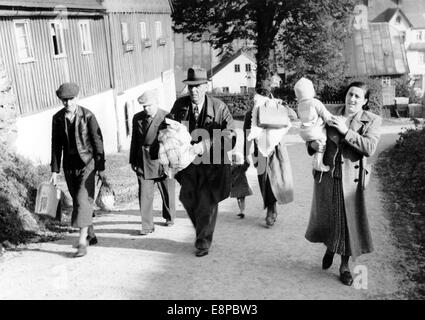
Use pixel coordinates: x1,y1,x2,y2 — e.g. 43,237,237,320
0,0,175,163
354,0,425,96
206,49,256,94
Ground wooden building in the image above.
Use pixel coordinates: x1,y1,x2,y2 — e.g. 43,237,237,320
345,22,409,105
0,0,110,115
0,0,176,162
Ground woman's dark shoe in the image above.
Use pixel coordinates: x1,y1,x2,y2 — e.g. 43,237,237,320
265,211,275,227
237,213,245,219
195,248,209,257
86,235,98,246
74,244,87,258
322,251,334,270
339,270,353,286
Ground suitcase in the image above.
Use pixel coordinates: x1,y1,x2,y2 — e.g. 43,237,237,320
34,182,61,218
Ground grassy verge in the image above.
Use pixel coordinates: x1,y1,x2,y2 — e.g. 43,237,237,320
375,122,425,299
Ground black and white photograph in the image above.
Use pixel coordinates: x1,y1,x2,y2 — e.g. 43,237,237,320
0,0,424,306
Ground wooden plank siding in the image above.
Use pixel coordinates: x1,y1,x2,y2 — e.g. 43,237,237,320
107,12,173,93
0,15,110,115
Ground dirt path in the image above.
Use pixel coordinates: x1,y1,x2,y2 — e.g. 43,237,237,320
0,121,414,299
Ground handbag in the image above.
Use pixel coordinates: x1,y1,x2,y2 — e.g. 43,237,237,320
257,97,290,129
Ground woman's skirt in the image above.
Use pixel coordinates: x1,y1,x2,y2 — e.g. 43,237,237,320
326,174,351,256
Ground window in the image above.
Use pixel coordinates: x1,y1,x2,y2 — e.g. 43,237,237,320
240,86,247,94
381,76,391,86
13,20,34,62
121,22,130,44
234,64,240,72
416,31,423,41
50,21,66,57
140,21,147,40
418,53,425,65
222,87,229,93
395,15,401,24
121,22,134,52
78,20,92,54
155,21,162,40
245,64,251,72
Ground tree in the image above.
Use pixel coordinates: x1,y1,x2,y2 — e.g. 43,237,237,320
171,0,355,91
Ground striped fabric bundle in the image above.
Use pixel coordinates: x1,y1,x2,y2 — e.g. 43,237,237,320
158,118,196,177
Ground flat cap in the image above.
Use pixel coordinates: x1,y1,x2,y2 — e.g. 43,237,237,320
56,82,79,99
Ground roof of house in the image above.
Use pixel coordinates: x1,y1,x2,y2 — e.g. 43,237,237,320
101,0,171,13
371,7,412,26
207,49,256,79
0,0,171,13
368,0,425,29
344,22,409,77
0,0,104,10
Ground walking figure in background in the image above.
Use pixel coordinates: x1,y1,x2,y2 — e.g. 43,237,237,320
130,90,175,235
294,77,333,173
230,152,252,219
245,82,296,228
50,82,106,258
169,67,236,257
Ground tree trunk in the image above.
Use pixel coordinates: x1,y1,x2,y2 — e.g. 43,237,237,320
254,7,275,91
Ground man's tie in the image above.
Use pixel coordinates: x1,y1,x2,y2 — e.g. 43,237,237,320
193,105,199,122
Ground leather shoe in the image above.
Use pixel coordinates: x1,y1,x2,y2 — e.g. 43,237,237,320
86,235,98,246
140,229,154,236
237,213,245,219
339,270,353,286
74,244,87,258
322,251,334,270
195,249,209,257
165,219,174,226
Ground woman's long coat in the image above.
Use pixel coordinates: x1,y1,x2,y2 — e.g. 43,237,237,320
305,106,382,259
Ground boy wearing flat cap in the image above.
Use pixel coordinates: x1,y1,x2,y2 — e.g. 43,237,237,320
50,82,106,257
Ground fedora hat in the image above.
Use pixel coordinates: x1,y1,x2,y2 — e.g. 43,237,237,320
183,67,208,85
137,90,158,106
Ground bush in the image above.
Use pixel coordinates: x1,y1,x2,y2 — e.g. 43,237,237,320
377,122,425,212
211,93,254,120
0,144,51,244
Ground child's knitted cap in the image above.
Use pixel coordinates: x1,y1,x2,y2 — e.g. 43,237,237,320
294,77,315,100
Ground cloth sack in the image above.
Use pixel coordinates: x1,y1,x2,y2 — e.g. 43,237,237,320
95,179,115,211
158,118,196,177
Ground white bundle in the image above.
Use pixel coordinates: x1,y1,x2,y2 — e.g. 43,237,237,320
158,118,196,177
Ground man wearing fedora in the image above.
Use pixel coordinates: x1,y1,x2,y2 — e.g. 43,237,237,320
169,67,236,257
130,89,175,235
50,82,106,257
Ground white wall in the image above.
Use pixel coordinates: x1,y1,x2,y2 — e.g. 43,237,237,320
211,55,256,93
15,89,117,165
14,69,176,165
115,69,176,151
